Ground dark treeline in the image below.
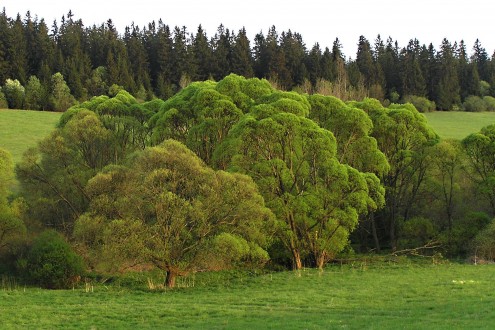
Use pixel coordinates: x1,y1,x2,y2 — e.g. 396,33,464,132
1,9,495,110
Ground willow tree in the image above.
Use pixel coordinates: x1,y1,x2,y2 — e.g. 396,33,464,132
308,95,389,251
463,125,495,216
352,99,438,249
216,104,382,269
75,140,273,287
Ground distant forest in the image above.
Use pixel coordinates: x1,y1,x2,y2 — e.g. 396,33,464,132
1,9,494,110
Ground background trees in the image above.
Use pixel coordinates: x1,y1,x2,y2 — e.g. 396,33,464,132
0,9,494,110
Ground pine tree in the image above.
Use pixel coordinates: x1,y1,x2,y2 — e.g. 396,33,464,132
436,39,460,110
211,24,232,80
191,25,211,81
231,27,254,78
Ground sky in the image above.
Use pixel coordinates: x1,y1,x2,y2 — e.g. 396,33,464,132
2,0,493,59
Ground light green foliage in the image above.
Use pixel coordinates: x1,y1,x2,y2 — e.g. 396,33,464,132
219,110,378,269
24,76,45,110
86,66,108,97
483,96,495,111
0,89,8,108
16,111,112,233
22,230,84,289
3,79,25,109
308,94,389,176
0,148,26,253
462,125,495,215
352,100,438,248
463,95,487,112
402,95,436,112
0,148,14,201
75,140,273,286
428,140,464,232
480,80,491,97
49,72,76,112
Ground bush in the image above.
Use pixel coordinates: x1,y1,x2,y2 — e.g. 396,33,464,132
463,95,487,112
22,230,84,289
24,76,44,110
0,89,8,108
3,79,25,109
398,217,438,249
402,95,436,112
446,212,491,256
472,220,495,261
483,96,495,111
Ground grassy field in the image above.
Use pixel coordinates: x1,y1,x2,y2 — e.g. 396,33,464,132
424,111,495,140
1,262,494,329
0,109,61,163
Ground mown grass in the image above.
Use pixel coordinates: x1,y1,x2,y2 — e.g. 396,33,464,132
1,262,494,329
0,109,61,163
424,111,495,140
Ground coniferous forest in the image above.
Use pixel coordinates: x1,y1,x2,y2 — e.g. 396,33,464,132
0,9,495,112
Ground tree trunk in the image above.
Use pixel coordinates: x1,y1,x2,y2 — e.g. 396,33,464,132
370,212,381,253
165,270,177,288
292,249,303,270
316,251,326,270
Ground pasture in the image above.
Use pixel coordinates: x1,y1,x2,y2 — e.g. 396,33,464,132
1,262,494,329
424,111,495,140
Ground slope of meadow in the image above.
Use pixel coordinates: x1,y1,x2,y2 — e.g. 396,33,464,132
424,111,495,140
0,109,61,163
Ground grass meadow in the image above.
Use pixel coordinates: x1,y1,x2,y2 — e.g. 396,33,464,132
1,262,494,329
0,109,62,163
424,111,495,140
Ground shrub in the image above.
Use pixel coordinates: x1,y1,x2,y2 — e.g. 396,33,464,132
472,220,495,261
483,96,495,111
3,79,25,109
402,95,436,112
24,76,44,110
49,73,76,112
23,230,84,289
0,89,8,108
463,95,487,112
398,217,438,249
447,212,491,256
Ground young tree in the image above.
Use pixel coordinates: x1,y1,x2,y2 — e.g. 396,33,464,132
462,125,495,216
3,78,25,109
24,75,44,110
49,72,75,111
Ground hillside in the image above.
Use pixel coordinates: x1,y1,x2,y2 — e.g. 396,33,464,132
0,109,61,163
424,111,495,140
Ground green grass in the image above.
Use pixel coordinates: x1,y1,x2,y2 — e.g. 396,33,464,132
1,262,494,329
0,109,61,163
424,111,495,140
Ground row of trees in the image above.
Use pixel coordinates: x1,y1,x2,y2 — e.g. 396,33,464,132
3,74,495,288
1,9,495,109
